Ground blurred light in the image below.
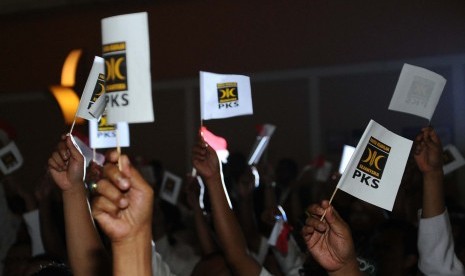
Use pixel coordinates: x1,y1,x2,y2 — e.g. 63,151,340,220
61,49,82,87
50,86,83,125
49,49,84,125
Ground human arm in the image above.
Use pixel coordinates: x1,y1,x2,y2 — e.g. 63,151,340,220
414,127,464,275
413,127,444,218
185,175,218,255
91,152,153,276
301,200,361,276
235,167,263,256
48,134,110,275
192,136,262,276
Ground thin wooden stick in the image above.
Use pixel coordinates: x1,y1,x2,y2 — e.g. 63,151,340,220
320,185,339,221
69,115,77,135
116,127,122,171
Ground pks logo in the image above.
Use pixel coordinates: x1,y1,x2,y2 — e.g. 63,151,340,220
217,82,239,109
103,42,128,92
88,73,105,109
98,113,116,132
352,137,390,189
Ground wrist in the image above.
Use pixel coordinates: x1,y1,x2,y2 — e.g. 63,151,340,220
112,229,152,276
422,169,443,179
62,180,86,195
203,174,223,187
329,257,361,276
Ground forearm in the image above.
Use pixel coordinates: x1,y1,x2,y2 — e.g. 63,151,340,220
62,182,111,275
205,176,260,275
193,205,217,255
236,197,261,253
38,196,67,258
421,170,445,218
112,230,152,276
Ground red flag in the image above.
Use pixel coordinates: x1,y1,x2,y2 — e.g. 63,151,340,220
275,222,293,255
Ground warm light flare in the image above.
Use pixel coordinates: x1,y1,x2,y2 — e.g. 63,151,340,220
61,49,83,87
50,86,83,125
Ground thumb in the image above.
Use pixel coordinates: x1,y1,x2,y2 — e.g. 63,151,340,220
120,155,150,192
66,134,84,161
322,204,348,235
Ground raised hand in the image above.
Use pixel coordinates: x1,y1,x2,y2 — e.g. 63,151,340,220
302,201,361,276
47,134,85,191
192,133,221,182
414,127,443,174
91,152,153,276
91,153,153,243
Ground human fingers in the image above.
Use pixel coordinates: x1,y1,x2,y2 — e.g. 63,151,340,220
56,140,70,162
49,151,67,171
320,201,350,235
92,193,123,218
423,127,442,150
192,143,208,161
103,163,131,191
66,136,85,165
120,155,152,194
305,203,328,232
301,224,315,241
94,179,129,209
105,150,120,164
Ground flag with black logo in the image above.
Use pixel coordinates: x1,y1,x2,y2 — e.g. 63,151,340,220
337,120,412,211
0,141,23,175
200,71,253,120
442,144,465,175
102,12,154,124
388,64,446,121
76,56,106,120
89,113,130,149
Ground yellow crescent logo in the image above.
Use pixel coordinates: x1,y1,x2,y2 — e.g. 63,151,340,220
220,88,236,99
105,57,126,81
114,57,126,80
374,155,385,170
362,148,386,170
362,148,373,163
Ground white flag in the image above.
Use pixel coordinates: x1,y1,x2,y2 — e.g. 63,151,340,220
337,120,412,211
102,12,154,124
73,136,105,167
248,124,276,165
442,144,465,175
89,113,130,149
76,57,106,120
388,63,446,121
0,141,23,175
200,71,253,120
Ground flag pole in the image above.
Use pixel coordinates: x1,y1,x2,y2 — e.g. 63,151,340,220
192,118,204,177
319,185,339,221
68,113,78,135
116,127,122,171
